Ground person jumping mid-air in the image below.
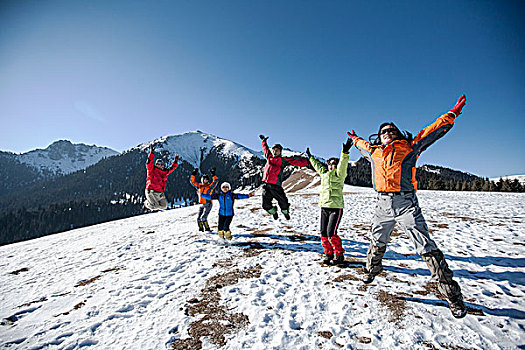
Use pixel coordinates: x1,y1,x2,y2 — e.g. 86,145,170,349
259,134,309,220
347,94,468,318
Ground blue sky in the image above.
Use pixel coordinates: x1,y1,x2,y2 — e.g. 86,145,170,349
1,0,524,177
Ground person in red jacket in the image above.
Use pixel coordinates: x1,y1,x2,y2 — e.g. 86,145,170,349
144,144,179,211
259,135,309,220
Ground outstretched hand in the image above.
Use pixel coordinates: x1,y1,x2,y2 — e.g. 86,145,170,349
191,168,199,176
342,138,353,153
173,154,180,162
248,192,255,197
346,130,358,141
259,134,268,141
149,144,154,153
210,167,216,176
449,94,466,117
305,147,312,158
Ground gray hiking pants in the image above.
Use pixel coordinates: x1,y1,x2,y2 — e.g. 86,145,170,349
366,192,462,301
145,190,167,211
197,202,213,222
370,192,437,254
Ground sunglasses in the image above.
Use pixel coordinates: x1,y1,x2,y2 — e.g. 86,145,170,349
380,127,398,135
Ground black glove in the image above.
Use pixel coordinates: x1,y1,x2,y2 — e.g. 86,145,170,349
191,168,199,176
259,134,268,141
210,168,216,176
342,138,353,153
173,154,180,162
149,144,154,153
305,147,312,158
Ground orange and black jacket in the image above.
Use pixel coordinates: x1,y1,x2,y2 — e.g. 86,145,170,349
354,112,455,193
189,175,219,204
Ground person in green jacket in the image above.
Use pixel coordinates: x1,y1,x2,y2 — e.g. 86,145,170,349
306,138,353,265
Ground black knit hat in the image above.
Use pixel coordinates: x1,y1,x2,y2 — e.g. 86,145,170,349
272,144,283,151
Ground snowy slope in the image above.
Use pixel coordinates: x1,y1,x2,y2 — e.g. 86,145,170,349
491,175,525,184
136,131,262,168
16,140,118,176
1,172,524,349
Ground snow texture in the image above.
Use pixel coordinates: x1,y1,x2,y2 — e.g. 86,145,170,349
0,172,524,349
16,140,118,176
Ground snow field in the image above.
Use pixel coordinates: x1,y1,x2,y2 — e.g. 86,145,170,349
0,186,524,349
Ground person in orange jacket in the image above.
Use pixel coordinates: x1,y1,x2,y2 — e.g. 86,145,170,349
347,95,468,319
144,144,179,211
190,168,218,231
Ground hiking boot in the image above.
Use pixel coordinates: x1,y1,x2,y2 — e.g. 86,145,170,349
330,254,345,266
362,274,376,284
362,267,381,284
218,230,225,239
449,296,467,319
203,221,211,232
198,221,204,232
225,231,232,240
322,254,334,264
282,209,290,220
268,206,279,220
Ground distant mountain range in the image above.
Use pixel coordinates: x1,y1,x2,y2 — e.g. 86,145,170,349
0,131,522,246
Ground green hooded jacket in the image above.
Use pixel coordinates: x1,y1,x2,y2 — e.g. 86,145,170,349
309,151,349,208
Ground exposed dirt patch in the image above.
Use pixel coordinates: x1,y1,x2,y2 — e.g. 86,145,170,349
413,281,446,300
171,265,262,349
212,258,235,269
421,340,477,350
317,331,333,339
9,268,29,275
442,212,488,224
333,274,360,282
55,299,87,317
249,207,261,213
75,275,101,287
17,297,48,308
353,223,371,231
101,267,124,273
357,336,372,344
83,248,93,251
376,289,408,325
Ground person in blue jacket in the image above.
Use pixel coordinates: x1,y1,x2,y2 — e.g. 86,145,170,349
200,182,254,240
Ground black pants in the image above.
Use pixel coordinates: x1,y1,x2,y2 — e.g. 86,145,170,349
218,215,233,231
320,207,343,237
262,183,289,212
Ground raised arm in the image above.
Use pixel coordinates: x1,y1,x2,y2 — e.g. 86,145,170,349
167,154,179,175
411,95,466,155
189,168,200,189
348,130,373,162
259,135,271,159
146,145,155,172
336,138,352,178
307,147,327,175
283,156,309,167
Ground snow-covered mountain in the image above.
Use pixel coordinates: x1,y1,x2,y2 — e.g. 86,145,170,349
15,140,118,176
1,170,523,349
135,131,266,181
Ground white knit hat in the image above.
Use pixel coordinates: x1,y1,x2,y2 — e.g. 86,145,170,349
221,182,231,190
